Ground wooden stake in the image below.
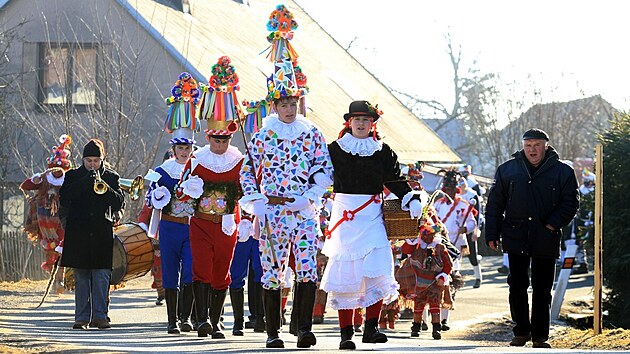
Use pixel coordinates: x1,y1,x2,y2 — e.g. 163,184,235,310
594,144,603,335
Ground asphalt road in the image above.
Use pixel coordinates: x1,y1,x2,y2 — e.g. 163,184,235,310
0,256,598,353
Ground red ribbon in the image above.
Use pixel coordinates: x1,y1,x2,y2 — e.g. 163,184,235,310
326,194,381,239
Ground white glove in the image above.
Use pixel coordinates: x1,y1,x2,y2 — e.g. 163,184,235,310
30,173,43,184
237,219,254,242
409,199,422,219
285,195,311,212
251,200,268,220
54,245,63,254
181,175,204,199
222,214,237,236
313,172,333,188
151,186,171,210
137,222,148,233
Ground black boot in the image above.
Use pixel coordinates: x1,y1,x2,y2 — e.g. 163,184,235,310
362,318,388,343
210,288,228,339
229,287,245,336
179,284,194,332
295,282,317,348
253,282,266,333
165,288,180,334
339,325,356,350
432,322,442,340
411,322,421,337
193,282,212,337
263,288,284,348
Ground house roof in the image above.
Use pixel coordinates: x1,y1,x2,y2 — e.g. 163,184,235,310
115,0,460,163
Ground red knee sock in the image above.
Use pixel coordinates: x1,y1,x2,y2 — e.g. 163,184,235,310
366,300,383,321
338,309,353,328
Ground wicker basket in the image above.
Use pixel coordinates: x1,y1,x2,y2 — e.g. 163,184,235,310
382,199,419,240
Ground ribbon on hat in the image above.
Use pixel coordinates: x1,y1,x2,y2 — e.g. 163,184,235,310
164,72,200,133
266,5,299,62
197,56,241,123
241,99,270,133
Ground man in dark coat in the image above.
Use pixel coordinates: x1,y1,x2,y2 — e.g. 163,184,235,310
485,129,579,349
59,139,124,330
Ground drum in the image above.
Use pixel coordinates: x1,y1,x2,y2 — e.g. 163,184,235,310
382,199,419,240
110,223,154,285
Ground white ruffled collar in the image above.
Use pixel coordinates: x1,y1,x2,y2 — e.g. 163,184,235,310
46,172,65,186
159,158,186,179
337,133,383,156
192,145,243,173
261,113,314,140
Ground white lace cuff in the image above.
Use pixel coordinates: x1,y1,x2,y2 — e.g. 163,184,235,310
239,193,269,215
30,173,43,184
303,185,327,209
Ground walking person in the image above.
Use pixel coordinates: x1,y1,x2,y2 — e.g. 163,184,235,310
59,139,124,330
485,128,579,349
320,100,424,350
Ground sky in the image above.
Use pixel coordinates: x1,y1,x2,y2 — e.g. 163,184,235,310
295,0,630,123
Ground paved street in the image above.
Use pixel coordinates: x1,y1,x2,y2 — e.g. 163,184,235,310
0,256,598,353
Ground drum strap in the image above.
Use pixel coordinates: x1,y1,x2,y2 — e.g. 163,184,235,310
326,194,381,239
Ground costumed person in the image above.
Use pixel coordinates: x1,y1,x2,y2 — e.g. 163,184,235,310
176,56,246,339
320,100,425,350
433,169,477,331
399,212,453,340
142,72,199,334
137,149,172,306
59,139,124,330
20,134,73,293
378,239,401,330
239,5,332,349
457,178,483,288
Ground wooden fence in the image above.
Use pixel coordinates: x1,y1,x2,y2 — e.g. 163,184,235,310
0,231,48,282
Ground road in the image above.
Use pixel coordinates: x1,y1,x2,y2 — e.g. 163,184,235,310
0,256,599,353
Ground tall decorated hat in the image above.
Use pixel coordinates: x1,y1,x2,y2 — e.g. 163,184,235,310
46,134,73,170
164,72,200,144
197,56,240,136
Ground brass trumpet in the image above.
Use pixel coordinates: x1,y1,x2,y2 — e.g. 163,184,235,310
93,171,144,201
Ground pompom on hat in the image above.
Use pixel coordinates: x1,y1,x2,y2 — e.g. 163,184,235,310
46,134,73,170
165,72,200,145
197,56,241,137
522,128,549,141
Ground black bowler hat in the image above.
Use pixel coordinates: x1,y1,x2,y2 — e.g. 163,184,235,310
343,100,382,121
522,128,549,141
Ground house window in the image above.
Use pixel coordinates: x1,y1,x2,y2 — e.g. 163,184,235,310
40,44,97,106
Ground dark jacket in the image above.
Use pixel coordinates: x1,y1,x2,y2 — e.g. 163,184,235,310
485,146,579,258
59,164,124,269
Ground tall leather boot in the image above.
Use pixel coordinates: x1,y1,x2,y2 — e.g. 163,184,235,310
339,325,356,350
209,288,228,339
229,287,245,336
164,288,180,334
295,281,317,348
193,282,211,337
179,284,194,332
253,282,266,333
289,285,298,335
362,318,388,343
263,288,284,348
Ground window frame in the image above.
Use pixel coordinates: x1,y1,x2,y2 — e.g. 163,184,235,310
37,42,98,111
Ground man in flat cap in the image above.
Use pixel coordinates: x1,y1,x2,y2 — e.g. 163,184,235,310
485,128,579,349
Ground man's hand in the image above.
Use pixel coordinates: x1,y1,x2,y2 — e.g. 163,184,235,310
488,240,500,251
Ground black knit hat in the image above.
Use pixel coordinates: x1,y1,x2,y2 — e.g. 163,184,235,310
522,128,549,141
83,139,105,158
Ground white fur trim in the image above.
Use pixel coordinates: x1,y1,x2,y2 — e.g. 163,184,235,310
30,173,43,184
192,145,243,173
336,133,383,156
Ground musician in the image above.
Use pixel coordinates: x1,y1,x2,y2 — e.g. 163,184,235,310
433,169,477,331
320,100,424,350
176,119,244,339
59,139,124,330
20,134,73,293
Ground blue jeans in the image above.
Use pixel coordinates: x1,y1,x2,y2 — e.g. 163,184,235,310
73,268,111,322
